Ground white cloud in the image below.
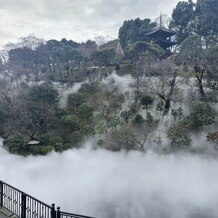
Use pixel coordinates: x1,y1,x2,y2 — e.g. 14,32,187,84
0,0,179,47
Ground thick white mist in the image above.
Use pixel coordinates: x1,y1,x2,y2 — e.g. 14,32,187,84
1,72,217,218
53,82,83,108
1,138,218,218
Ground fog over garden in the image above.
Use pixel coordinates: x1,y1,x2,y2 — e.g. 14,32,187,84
0,0,218,217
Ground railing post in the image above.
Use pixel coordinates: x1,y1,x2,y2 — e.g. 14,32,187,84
51,203,56,218
0,181,3,207
57,207,61,218
21,193,26,218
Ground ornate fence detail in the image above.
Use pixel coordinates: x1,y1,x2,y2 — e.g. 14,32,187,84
0,180,94,218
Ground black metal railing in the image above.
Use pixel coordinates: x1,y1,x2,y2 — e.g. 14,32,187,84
56,208,95,218
0,180,95,218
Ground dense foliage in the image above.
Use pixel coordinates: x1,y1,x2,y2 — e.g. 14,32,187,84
0,0,217,155
170,0,218,47
118,18,157,50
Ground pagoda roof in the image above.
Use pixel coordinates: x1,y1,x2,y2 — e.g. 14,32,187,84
153,39,177,49
146,26,176,39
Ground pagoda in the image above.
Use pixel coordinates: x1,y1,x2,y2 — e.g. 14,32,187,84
146,15,177,50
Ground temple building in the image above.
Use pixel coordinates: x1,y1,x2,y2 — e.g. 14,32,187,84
146,15,177,51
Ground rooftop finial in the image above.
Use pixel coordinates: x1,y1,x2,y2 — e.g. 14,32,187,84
160,12,163,27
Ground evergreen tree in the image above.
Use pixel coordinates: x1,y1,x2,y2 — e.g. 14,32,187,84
195,0,218,48
169,0,195,44
118,18,157,49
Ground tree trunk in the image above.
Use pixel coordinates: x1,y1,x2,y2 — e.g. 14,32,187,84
164,98,171,114
165,70,177,114
198,81,205,98
66,61,70,76
58,62,63,80
195,67,206,99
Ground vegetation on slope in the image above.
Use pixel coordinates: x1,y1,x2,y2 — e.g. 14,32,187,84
0,0,217,155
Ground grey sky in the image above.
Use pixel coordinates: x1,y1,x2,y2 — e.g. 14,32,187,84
0,0,179,47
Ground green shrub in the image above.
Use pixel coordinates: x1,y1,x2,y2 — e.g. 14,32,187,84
156,101,164,112
69,131,84,147
77,103,93,120
36,134,50,144
67,92,85,111
132,114,145,127
121,110,132,123
54,143,65,152
50,136,64,145
95,123,108,134
40,146,54,155
59,115,80,132
171,107,183,121
167,121,192,151
145,112,154,125
4,135,28,154
82,125,95,136
141,95,153,109
189,102,215,128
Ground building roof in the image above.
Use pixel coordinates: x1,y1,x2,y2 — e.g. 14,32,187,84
146,14,177,50
99,39,124,56
153,39,177,49
28,140,40,145
146,26,176,39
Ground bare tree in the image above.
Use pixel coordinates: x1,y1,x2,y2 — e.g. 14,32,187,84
90,89,124,119
94,35,113,46
4,34,45,51
144,57,180,114
105,125,154,152
176,35,209,99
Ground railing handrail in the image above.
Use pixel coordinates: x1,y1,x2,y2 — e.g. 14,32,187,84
0,180,95,218
58,210,95,218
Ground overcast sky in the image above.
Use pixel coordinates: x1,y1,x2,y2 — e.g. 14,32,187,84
0,0,179,47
